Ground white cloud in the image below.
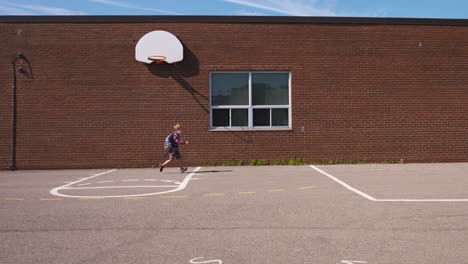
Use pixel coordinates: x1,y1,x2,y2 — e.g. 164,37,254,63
224,0,338,16
234,10,268,16
2,2,87,15
372,8,390,17
0,5,35,15
88,0,182,15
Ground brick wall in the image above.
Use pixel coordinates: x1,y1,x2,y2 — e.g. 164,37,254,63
1,21,467,169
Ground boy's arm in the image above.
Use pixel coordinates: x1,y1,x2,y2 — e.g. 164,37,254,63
173,133,186,144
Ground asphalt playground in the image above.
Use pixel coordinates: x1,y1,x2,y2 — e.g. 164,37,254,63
1,163,468,264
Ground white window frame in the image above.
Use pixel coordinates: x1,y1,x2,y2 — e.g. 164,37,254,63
210,72,292,131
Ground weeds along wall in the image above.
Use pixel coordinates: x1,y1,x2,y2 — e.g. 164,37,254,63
1,17,467,169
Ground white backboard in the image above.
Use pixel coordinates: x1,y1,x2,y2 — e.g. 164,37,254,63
135,30,183,64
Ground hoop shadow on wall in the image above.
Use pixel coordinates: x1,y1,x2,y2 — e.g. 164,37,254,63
10,52,34,170
145,45,208,113
145,44,253,145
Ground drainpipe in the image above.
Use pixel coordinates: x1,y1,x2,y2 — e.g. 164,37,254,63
11,52,25,171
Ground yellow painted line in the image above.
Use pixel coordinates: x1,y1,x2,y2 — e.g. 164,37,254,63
40,198,62,201
298,186,316,189
160,195,187,198
4,198,24,200
123,197,145,200
203,193,225,196
268,190,284,192
79,198,105,200
239,192,256,194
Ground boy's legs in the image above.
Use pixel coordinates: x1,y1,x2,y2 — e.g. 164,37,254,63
159,152,174,172
160,149,187,173
162,159,172,167
174,150,187,172
159,159,172,172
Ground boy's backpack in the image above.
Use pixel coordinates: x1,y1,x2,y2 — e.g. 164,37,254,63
164,132,175,152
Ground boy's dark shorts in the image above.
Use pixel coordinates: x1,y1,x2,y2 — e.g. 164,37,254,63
169,149,182,160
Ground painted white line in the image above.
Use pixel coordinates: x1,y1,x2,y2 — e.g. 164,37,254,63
174,182,181,184
122,179,139,182
309,165,377,201
77,183,91,186
310,165,468,202
160,180,173,183
144,179,158,181
97,180,114,184
50,169,117,193
50,167,201,198
377,199,468,202
189,257,222,264
65,186,178,190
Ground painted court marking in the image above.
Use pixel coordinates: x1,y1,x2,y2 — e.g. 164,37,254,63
160,195,187,198
309,165,468,202
50,167,201,199
298,186,315,189
268,189,284,192
64,185,178,190
189,257,223,264
5,184,318,202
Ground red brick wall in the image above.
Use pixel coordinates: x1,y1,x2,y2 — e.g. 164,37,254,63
1,22,467,169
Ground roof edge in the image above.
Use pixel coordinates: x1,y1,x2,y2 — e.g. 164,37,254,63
1,15,468,26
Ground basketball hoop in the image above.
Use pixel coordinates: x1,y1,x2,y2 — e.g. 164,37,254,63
148,56,166,64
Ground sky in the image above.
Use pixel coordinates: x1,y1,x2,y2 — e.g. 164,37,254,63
0,0,467,19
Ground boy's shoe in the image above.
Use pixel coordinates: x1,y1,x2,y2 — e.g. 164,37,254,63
159,164,164,172
180,167,187,173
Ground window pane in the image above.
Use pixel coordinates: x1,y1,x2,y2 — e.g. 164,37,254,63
253,109,270,126
252,73,289,105
211,73,249,105
231,109,248,126
212,109,229,127
272,108,288,126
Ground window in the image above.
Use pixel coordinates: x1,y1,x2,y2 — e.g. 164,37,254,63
210,72,290,130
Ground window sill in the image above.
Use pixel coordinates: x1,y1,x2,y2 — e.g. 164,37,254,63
209,127,292,132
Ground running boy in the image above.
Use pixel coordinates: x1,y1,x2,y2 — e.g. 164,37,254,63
159,124,189,173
